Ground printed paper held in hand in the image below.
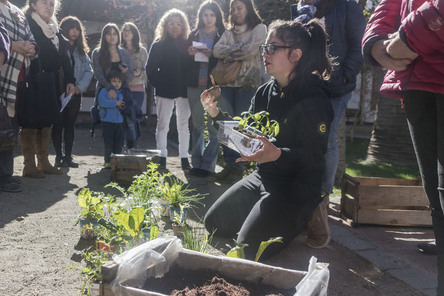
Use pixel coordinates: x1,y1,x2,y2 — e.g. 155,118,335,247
193,41,209,62
60,92,73,112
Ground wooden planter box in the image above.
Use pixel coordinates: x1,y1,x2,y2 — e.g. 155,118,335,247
110,149,159,184
100,239,329,296
340,174,432,227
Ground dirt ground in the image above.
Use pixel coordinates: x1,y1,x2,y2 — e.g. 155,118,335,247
0,122,429,296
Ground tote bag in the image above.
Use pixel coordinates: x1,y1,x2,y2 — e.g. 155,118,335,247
210,32,242,85
210,60,242,86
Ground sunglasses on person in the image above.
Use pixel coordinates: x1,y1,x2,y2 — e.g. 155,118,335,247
168,22,183,28
260,44,297,55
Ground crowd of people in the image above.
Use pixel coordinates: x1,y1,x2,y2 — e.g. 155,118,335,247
0,0,442,293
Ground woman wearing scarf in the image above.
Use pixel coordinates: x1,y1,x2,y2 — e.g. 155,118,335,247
0,0,35,190
22,0,75,176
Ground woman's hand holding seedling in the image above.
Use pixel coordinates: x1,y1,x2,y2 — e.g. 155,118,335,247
236,136,281,164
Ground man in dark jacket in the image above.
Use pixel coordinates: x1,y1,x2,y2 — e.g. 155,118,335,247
291,0,366,248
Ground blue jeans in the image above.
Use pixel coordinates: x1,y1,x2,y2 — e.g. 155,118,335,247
219,87,255,169
123,91,144,149
102,122,123,163
321,93,351,194
188,86,219,172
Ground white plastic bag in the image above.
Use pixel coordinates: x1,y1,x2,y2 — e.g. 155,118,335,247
295,256,330,296
111,236,182,296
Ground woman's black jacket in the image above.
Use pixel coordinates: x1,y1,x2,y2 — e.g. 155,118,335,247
146,35,188,98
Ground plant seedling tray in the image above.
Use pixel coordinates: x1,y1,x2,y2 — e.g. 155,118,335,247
216,121,264,156
341,174,432,227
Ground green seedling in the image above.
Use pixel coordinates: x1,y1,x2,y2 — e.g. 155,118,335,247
233,111,280,139
226,236,283,262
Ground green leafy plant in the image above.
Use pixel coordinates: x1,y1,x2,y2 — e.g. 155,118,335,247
226,237,283,262
76,188,105,223
161,179,205,209
114,207,147,246
68,249,109,295
182,226,216,254
233,111,280,139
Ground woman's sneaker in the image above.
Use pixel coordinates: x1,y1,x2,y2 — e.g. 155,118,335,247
306,196,331,248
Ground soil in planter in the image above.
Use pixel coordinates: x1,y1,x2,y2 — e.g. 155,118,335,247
143,264,296,296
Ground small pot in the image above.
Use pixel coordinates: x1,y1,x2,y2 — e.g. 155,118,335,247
89,282,101,296
96,241,116,253
169,207,188,222
79,218,99,239
172,223,185,238
159,203,170,217
142,228,151,242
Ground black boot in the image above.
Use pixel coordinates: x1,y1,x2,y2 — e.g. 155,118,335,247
181,158,191,170
158,157,166,169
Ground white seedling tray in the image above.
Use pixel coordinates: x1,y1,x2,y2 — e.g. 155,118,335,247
216,121,264,156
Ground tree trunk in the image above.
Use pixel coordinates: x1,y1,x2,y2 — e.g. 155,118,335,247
366,95,417,165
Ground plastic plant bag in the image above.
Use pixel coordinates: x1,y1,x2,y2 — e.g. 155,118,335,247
295,256,330,296
111,236,182,296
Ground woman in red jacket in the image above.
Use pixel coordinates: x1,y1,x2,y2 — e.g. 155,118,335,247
362,0,444,293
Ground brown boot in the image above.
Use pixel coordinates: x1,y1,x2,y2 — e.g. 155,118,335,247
306,195,331,248
36,127,62,175
21,128,45,178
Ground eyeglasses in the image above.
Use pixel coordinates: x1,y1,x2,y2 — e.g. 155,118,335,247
168,22,183,28
260,44,296,55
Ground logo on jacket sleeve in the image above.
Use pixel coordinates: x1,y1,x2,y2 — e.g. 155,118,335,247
318,122,327,134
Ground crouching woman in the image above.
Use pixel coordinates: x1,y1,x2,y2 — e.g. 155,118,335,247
203,19,334,261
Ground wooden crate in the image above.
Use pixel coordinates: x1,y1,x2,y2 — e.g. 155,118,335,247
110,149,160,184
110,154,148,184
341,174,432,227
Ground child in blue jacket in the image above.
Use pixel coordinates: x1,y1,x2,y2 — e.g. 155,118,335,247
98,70,125,168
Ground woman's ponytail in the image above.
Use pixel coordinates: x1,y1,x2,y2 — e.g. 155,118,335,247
305,19,334,81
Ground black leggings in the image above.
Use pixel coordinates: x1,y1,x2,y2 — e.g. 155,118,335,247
52,94,81,159
204,171,318,261
404,90,444,294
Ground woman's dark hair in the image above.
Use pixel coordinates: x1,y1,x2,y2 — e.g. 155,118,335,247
228,0,262,30
96,23,120,71
195,0,225,33
267,19,334,92
59,16,90,55
121,22,141,53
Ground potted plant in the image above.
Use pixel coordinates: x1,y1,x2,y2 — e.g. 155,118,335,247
160,179,205,222
76,188,106,239
171,205,187,237
217,111,280,156
68,248,109,296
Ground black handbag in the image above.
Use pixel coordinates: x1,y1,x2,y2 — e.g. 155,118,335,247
16,58,60,128
0,98,18,152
